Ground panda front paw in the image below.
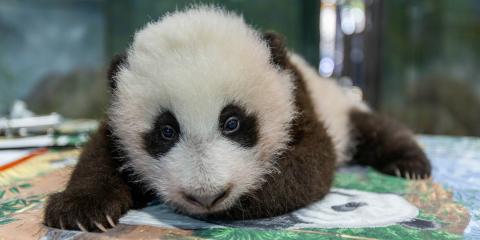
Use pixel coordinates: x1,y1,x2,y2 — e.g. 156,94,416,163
379,154,432,180
44,190,130,232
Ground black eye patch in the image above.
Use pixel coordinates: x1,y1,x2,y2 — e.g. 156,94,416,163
219,104,258,148
331,202,368,212
143,111,181,158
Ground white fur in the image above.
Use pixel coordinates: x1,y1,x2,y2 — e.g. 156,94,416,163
288,53,370,164
109,7,296,214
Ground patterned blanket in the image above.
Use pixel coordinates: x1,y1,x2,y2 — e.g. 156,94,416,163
0,136,478,240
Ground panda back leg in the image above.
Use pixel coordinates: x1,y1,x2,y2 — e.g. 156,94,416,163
349,109,431,179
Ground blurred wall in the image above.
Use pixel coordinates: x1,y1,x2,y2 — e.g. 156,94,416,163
382,0,480,136
0,0,106,116
0,0,319,118
105,0,319,63
2,0,479,136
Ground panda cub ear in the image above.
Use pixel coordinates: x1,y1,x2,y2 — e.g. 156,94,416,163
107,53,127,91
263,31,288,69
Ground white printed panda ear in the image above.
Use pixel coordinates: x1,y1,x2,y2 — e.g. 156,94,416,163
107,53,127,91
262,31,288,69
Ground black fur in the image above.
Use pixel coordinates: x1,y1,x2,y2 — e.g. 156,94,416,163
143,111,181,158
44,123,133,231
263,31,288,68
219,104,258,148
350,109,432,178
44,122,155,232
107,53,127,90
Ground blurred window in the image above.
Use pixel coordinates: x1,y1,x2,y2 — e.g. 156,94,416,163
322,0,480,136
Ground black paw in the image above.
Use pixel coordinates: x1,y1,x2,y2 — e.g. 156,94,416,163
44,190,131,232
379,154,432,180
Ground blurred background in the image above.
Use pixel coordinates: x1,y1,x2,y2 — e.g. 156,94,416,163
0,0,479,136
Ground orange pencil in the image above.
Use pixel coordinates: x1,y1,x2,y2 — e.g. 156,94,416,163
0,148,49,171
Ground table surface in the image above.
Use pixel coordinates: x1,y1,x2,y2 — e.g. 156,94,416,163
0,135,478,240
419,135,480,239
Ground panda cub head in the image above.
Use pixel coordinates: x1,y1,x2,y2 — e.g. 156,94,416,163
109,7,296,215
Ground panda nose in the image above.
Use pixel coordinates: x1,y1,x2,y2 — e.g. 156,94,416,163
182,188,230,209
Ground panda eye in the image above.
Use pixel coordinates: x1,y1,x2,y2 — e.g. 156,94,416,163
161,125,177,140
223,116,240,134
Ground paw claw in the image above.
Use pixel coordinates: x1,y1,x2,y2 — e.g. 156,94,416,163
395,168,401,177
106,215,116,228
76,221,88,232
405,171,411,180
94,221,108,232
59,218,65,230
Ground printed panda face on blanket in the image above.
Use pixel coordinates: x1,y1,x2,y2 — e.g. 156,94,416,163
291,188,419,228
118,188,435,230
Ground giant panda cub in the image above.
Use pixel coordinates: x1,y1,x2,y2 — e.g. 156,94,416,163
44,6,431,232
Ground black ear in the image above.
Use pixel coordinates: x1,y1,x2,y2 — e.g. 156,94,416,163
262,31,288,68
107,53,127,90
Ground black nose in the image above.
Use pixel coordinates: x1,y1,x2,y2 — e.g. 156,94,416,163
183,188,230,209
